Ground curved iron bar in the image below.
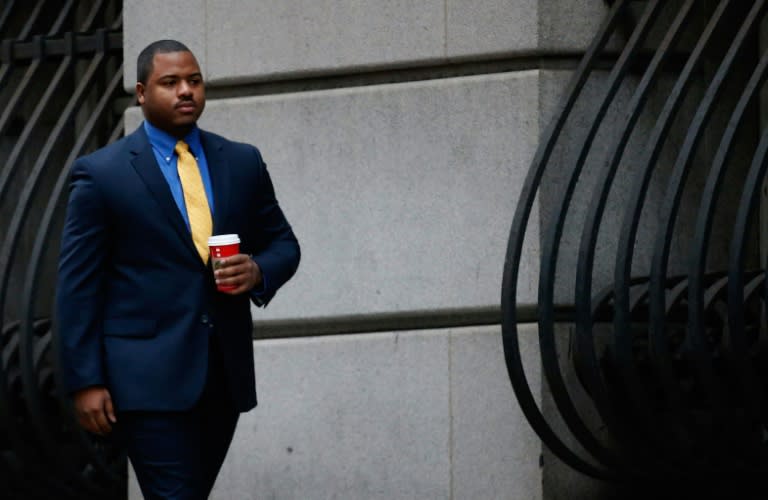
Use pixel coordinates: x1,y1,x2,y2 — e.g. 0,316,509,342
108,114,125,143
24,65,128,490
742,272,764,311
573,274,648,389
0,1,85,482
0,0,100,137
0,1,16,35
727,125,768,433
687,37,768,457
0,5,119,202
0,0,45,94
501,0,629,480
0,52,77,476
0,4,127,497
613,0,733,456
537,0,665,475
504,0,768,482
0,47,110,480
0,32,84,203
0,320,84,498
572,0,696,471
648,1,767,456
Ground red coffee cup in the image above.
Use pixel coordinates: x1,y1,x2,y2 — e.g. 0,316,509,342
208,234,241,292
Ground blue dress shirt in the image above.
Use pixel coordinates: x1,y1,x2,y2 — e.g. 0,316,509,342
143,120,215,230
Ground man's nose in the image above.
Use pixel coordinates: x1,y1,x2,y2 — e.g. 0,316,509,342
177,81,192,96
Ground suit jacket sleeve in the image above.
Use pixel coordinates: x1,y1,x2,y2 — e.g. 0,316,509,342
248,146,300,307
56,158,110,393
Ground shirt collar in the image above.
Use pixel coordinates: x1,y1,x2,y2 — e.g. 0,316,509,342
143,120,203,162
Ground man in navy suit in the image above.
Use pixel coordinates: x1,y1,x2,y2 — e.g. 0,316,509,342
56,39,300,499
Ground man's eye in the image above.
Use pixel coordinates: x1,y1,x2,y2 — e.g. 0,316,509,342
189,79,201,85
163,80,176,87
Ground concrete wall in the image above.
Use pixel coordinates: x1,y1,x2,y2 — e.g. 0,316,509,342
219,325,540,500
123,0,606,88
123,1,613,498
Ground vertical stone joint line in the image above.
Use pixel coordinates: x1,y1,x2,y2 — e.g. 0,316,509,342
443,0,448,56
448,331,454,500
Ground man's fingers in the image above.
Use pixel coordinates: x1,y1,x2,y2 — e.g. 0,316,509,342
74,387,115,435
78,412,105,435
215,266,250,285
215,254,254,277
217,254,249,269
78,414,96,434
90,408,112,435
216,262,249,277
105,395,117,424
214,254,261,295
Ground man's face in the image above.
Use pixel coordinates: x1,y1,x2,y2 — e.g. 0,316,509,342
136,51,206,137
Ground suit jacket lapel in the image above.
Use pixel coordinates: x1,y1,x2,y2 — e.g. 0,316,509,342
201,131,231,234
127,127,203,265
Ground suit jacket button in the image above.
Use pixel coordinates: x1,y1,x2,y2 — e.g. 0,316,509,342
201,314,209,324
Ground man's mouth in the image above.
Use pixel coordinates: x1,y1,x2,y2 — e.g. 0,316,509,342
175,101,196,111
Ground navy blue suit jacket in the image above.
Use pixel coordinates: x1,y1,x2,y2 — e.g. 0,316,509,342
56,125,300,413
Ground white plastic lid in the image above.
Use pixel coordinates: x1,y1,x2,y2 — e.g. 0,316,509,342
208,234,240,246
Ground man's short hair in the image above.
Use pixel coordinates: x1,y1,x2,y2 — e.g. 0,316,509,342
137,40,192,84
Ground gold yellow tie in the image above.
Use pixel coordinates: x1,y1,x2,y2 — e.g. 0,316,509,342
175,140,212,264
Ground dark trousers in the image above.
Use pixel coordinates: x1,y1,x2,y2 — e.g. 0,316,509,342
119,338,240,500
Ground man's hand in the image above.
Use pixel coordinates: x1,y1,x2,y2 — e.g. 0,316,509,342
214,253,263,294
74,386,116,435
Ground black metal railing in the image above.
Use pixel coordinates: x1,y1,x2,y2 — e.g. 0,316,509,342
0,1,128,498
502,0,768,490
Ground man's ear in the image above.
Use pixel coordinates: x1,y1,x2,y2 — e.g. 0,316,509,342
135,82,145,105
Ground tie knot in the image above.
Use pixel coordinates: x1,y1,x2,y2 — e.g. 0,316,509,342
175,140,190,156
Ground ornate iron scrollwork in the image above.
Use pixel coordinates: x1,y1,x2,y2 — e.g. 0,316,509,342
0,1,128,498
502,0,768,489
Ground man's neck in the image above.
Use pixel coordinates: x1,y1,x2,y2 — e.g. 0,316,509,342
144,119,195,140
169,125,194,139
